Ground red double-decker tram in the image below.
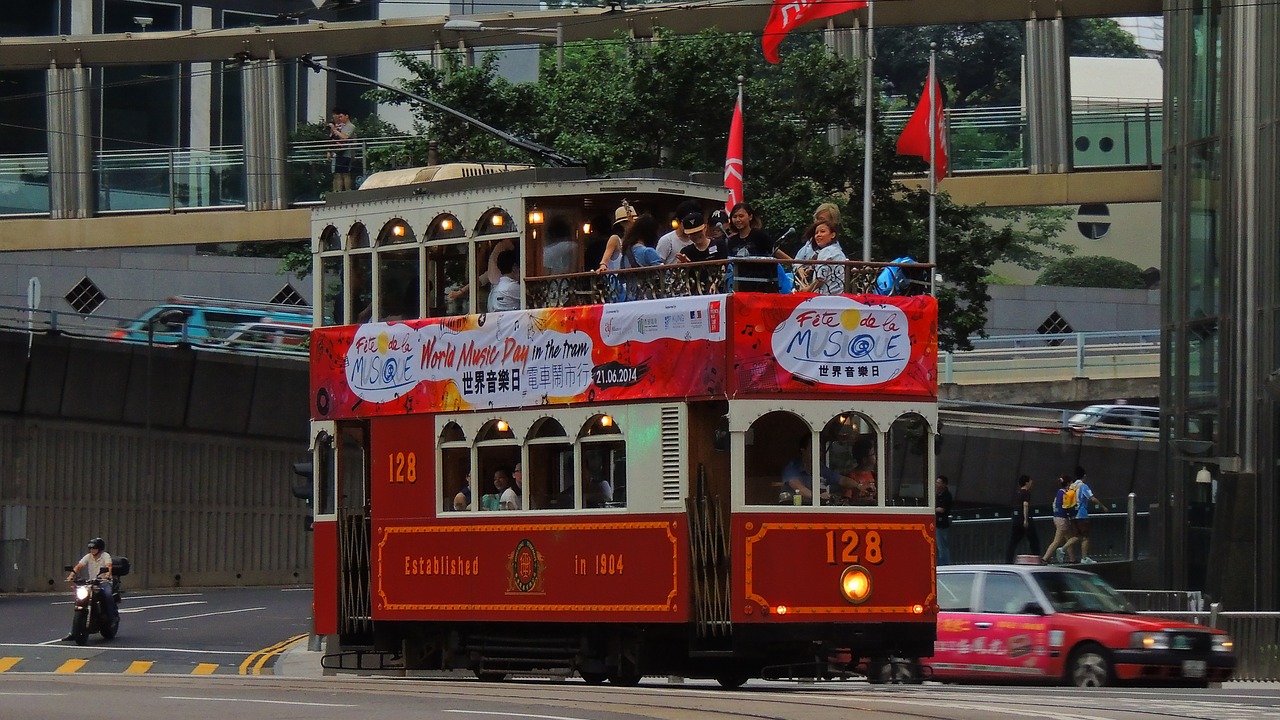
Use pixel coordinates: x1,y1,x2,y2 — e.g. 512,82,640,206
306,165,939,686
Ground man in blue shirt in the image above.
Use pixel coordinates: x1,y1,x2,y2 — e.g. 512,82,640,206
781,436,841,505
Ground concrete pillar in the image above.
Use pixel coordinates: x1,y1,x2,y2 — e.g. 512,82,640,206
1024,17,1072,174
241,54,288,211
45,65,94,219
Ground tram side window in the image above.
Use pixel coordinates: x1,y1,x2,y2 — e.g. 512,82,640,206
821,413,878,506
378,247,420,321
526,418,571,510
319,256,342,326
745,411,809,506
887,414,931,506
428,242,469,317
578,414,624,509
581,442,625,508
350,253,373,324
441,446,471,511
476,419,520,510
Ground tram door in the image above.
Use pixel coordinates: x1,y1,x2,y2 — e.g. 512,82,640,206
687,401,732,643
336,422,373,641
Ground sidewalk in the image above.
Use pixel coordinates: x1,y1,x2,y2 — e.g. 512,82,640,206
274,635,327,678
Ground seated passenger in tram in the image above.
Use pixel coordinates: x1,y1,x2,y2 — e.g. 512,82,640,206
500,465,522,510
481,469,510,511
780,436,841,504
452,471,472,511
839,437,878,505
586,474,614,508
541,216,577,276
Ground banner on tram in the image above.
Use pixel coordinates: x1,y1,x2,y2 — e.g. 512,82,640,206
310,293,936,419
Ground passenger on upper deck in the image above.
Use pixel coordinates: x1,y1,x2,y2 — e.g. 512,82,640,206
597,202,638,272
725,203,773,258
793,220,847,294
620,214,663,269
490,249,522,312
655,199,703,264
724,202,784,291
542,215,577,276
674,213,728,263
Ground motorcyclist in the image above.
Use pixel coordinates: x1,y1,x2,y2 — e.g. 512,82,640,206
62,537,118,641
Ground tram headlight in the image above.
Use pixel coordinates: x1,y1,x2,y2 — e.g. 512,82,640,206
839,565,872,605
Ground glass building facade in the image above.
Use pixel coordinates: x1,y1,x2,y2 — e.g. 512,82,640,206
1162,0,1280,609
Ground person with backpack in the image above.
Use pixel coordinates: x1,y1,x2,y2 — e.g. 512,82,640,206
1060,466,1107,563
1004,475,1041,563
1041,475,1078,564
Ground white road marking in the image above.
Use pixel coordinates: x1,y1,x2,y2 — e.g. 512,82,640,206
163,696,357,708
148,607,267,623
443,711,594,720
0,692,69,697
121,601,207,613
18,642,260,655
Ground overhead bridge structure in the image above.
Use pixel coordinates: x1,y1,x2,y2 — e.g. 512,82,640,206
0,0,1161,252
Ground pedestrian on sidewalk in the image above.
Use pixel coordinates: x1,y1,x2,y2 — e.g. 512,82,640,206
1060,466,1107,563
1042,475,1078,564
935,475,953,565
1005,475,1041,563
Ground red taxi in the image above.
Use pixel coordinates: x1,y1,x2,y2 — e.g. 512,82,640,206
929,565,1236,687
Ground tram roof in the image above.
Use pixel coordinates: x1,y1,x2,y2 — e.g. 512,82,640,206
318,166,725,210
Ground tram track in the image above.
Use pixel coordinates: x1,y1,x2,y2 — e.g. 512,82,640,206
6,672,1277,719
181,674,1280,720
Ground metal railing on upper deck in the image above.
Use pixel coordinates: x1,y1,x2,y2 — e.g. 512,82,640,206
0,102,1164,217
525,258,933,309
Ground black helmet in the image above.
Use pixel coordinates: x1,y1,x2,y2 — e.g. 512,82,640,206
88,538,105,551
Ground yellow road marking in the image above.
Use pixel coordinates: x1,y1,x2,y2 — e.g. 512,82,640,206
239,633,308,675
192,663,219,675
0,657,21,672
125,661,153,674
56,659,88,673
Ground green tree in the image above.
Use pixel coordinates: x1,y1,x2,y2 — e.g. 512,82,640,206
1036,256,1146,289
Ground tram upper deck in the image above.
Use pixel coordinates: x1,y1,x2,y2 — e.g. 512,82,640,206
310,164,933,327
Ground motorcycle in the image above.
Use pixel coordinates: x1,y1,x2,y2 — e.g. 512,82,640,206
66,556,129,646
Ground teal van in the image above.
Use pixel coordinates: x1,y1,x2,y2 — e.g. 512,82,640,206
110,296,312,345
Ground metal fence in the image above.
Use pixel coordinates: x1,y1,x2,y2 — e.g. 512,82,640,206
949,494,1146,564
1136,606,1280,682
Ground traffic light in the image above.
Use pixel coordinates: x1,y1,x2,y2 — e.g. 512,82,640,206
291,460,315,532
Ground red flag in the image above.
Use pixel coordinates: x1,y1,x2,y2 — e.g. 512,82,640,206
762,0,868,64
724,91,744,212
895,69,949,183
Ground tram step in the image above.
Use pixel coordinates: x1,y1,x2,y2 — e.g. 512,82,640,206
687,650,736,658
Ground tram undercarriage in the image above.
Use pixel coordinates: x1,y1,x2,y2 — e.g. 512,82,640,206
323,618,934,686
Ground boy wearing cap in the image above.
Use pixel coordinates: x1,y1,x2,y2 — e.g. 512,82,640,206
675,213,728,263
655,199,703,264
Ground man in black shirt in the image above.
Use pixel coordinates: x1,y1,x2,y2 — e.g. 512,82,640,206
935,475,953,565
675,213,728,263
